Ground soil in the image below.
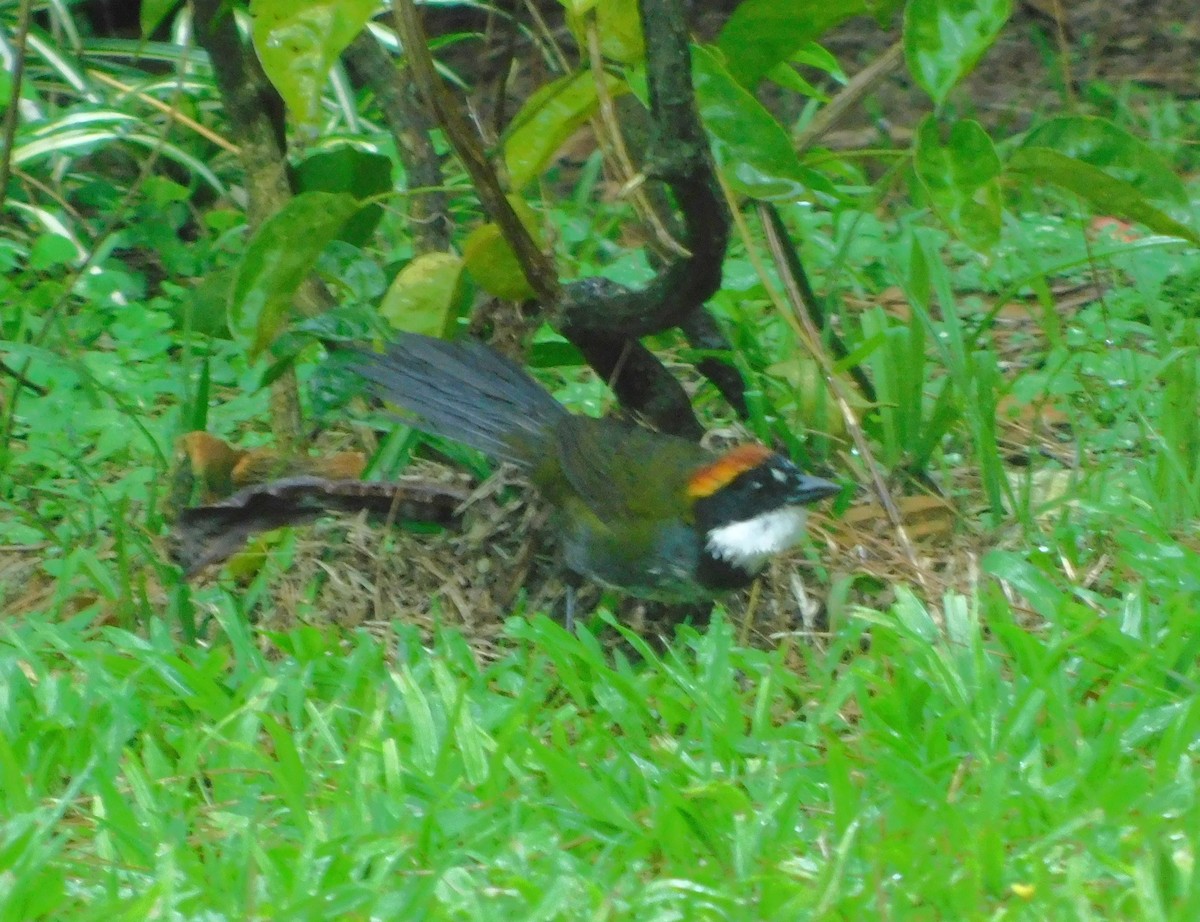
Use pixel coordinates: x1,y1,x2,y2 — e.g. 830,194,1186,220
817,0,1200,134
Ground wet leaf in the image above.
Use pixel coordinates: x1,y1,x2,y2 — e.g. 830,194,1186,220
904,0,1011,105
914,116,1002,251
230,191,362,355
250,0,378,124
693,46,811,201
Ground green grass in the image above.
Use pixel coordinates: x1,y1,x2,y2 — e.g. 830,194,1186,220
6,156,1200,922
6,175,1200,921
4,560,1199,919
5,5,1200,918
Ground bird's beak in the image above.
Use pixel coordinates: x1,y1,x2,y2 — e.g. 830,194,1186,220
791,474,841,505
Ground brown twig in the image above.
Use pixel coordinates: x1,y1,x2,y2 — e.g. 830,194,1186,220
390,0,560,304
582,15,687,258
795,41,905,154
343,30,452,254
86,68,239,154
761,205,877,406
0,360,47,396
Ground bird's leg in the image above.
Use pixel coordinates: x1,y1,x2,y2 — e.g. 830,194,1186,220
559,568,587,634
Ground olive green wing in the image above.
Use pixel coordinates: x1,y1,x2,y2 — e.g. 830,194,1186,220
548,416,713,525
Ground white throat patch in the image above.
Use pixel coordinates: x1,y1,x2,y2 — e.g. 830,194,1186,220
704,506,809,572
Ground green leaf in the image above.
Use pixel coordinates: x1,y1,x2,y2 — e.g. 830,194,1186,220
764,62,828,100
293,147,393,246
904,0,1012,105
230,191,362,355
189,356,211,433
461,195,544,301
175,267,235,338
693,45,809,201
1005,148,1200,246
982,550,1064,621
28,233,79,270
717,0,892,88
913,116,1001,251
143,175,190,206
564,0,644,64
140,0,180,37
379,252,467,339
504,71,628,192
391,666,439,776
792,41,847,81
430,660,491,787
1020,116,1190,213
249,0,379,125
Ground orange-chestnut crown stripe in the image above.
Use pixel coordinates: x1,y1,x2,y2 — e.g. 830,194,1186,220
686,444,773,499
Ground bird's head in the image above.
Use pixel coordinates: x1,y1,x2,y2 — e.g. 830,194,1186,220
686,445,840,574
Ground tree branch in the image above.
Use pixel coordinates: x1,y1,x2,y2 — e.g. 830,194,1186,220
344,30,453,254
193,0,315,450
386,0,730,437
390,0,559,303
557,0,729,340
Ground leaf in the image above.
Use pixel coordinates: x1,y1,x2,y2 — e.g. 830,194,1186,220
140,0,180,37
791,41,847,81
430,660,491,786
717,0,892,88
249,0,379,125
293,147,393,246
982,550,1064,621
1020,116,1190,213
175,267,235,338
765,62,828,101
173,476,466,576
913,116,1001,251
379,252,467,339
504,71,628,191
229,191,362,355
564,0,645,64
462,196,544,301
28,233,79,270
692,45,809,201
904,0,1012,106
1005,148,1200,246
765,41,845,99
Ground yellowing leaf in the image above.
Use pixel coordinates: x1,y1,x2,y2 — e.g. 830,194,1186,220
379,252,467,339
463,226,534,301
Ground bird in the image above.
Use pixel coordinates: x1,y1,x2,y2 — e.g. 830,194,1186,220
349,332,841,626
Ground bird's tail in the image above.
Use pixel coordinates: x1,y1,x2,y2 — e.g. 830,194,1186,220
349,333,568,469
